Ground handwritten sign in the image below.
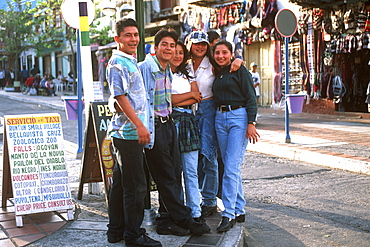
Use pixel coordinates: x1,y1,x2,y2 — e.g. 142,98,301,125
4,113,73,219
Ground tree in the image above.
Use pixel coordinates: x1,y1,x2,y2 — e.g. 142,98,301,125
0,0,34,79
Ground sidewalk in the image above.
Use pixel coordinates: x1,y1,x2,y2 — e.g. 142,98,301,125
0,89,370,246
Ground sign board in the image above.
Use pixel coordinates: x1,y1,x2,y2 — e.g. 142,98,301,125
2,113,74,226
275,9,297,38
78,102,114,204
77,102,157,205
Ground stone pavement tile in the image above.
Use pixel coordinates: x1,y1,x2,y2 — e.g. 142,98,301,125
12,233,47,247
6,225,42,238
38,221,67,233
27,212,65,224
1,218,32,229
0,229,8,239
0,206,15,214
66,220,107,230
0,238,15,247
0,212,15,221
185,234,222,246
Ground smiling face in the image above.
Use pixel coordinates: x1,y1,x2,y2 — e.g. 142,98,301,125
190,42,208,59
114,26,139,55
154,36,176,67
169,44,185,71
213,44,233,68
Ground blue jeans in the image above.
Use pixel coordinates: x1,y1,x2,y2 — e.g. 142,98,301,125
174,109,201,218
215,107,248,219
196,99,218,207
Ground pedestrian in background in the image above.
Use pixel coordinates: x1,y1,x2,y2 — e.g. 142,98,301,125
169,40,203,220
212,40,259,232
250,62,260,105
20,65,29,84
0,67,5,89
105,18,161,247
139,28,210,237
207,30,220,48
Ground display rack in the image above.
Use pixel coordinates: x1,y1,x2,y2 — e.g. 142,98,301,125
281,41,303,94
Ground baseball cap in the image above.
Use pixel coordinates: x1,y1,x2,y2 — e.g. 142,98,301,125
186,31,209,50
250,62,258,67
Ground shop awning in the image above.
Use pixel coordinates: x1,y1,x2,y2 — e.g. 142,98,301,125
290,0,366,8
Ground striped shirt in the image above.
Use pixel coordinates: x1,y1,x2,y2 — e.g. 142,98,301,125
152,56,172,117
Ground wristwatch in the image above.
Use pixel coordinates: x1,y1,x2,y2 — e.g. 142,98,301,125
248,121,257,125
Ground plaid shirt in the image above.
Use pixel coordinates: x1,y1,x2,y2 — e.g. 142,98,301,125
172,109,200,152
152,56,172,117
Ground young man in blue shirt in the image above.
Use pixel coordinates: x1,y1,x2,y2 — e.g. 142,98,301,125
106,18,161,247
139,28,210,236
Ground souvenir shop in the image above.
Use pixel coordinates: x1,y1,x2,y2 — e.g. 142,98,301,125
176,0,370,113
290,0,370,113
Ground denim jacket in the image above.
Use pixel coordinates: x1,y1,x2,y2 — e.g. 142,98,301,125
138,54,173,149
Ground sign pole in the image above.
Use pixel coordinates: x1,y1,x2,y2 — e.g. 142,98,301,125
275,9,297,144
284,37,291,143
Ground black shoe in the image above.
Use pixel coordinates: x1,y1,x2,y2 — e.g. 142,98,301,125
235,214,245,223
125,234,162,247
216,217,235,232
157,222,190,236
193,217,206,223
107,234,123,243
201,205,217,217
184,218,211,236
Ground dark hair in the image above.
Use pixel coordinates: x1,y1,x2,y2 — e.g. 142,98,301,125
212,39,233,54
212,40,234,74
207,30,220,44
188,41,218,70
174,41,193,80
154,27,178,46
115,18,138,36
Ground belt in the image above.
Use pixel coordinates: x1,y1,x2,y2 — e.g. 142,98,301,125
218,105,245,113
174,105,192,109
155,115,171,123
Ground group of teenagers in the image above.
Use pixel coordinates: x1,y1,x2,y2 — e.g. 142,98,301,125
105,18,260,247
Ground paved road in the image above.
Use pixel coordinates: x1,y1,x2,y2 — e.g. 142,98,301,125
1,93,369,246
242,151,370,247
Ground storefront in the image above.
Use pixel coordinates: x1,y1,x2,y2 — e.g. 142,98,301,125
290,0,370,113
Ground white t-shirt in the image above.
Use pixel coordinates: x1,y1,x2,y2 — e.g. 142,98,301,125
172,72,191,94
250,71,260,97
187,56,215,99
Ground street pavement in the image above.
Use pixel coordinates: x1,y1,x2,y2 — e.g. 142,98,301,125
0,88,369,246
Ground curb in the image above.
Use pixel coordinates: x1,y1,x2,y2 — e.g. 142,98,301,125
248,130,370,175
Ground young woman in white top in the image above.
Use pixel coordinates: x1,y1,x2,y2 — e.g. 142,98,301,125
170,40,203,221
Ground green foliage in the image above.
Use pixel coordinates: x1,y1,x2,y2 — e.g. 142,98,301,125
90,23,112,46
0,0,34,67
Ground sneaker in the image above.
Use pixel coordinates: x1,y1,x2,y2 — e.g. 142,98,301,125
201,205,217,217
156,222,190,236
125,234,162,247
184,218,211,236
